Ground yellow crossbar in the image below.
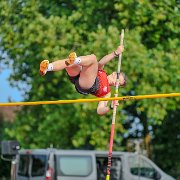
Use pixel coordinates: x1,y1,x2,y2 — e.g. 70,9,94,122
0,93,179,107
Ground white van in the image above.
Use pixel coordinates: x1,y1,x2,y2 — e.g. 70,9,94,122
15,148,175,180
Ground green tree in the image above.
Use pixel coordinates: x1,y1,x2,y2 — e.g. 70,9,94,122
0,112,11,179
0,1,179,175
153,108,180,178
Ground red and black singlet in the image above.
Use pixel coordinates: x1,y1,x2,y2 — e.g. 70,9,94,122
92,69,110,97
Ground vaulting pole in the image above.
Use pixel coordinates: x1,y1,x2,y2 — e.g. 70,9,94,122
106,29,124,180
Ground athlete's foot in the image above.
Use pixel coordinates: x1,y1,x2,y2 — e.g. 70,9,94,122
40,60,49,76
65,52,77,66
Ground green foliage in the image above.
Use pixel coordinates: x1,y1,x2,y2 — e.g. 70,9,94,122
153,108,180,178
0,0,179,177
0,114,12,178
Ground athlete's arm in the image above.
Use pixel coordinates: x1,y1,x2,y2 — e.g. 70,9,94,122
98,45,124,70
97,93,111,115
97,93,120,115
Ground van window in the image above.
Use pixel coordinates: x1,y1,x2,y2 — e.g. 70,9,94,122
18,155,29,177
96,157,121,180
31,155,47,176
18,154,47,177
128,155,160,179
56,155,92,176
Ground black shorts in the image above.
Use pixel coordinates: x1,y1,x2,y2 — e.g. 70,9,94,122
68,74,99,95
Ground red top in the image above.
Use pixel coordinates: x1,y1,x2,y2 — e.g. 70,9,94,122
93,70,110,97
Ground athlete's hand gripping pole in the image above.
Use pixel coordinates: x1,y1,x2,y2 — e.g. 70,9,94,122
106,29,124,180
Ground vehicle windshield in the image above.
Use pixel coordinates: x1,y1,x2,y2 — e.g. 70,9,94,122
128,155,160,179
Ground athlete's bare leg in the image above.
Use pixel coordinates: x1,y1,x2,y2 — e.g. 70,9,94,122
40,54,98,89
78,55,98,89
66,54,98,89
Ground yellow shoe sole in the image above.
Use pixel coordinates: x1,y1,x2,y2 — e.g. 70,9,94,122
65,52,77,66
40,60,49,76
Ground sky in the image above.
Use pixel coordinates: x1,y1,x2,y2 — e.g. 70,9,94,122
0,69,22,103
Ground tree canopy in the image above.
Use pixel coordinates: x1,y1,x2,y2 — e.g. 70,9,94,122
0,0,179,178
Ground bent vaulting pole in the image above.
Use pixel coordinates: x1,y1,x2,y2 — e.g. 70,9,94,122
106,29,125,180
